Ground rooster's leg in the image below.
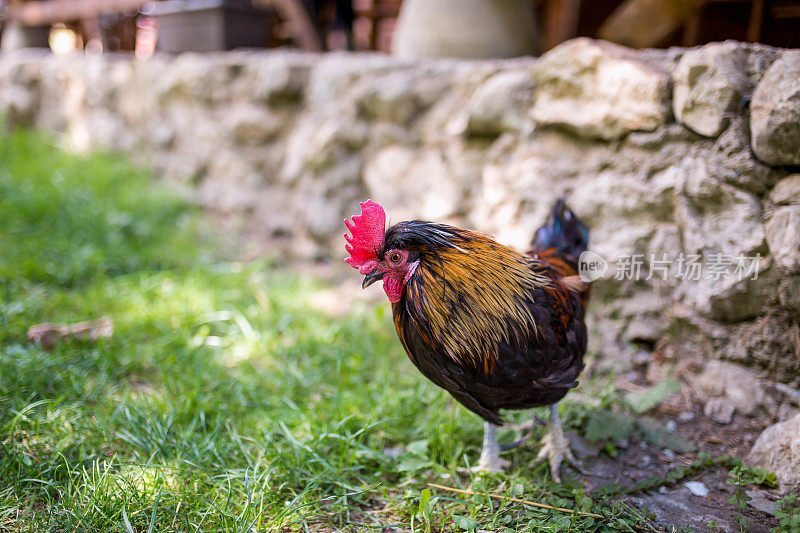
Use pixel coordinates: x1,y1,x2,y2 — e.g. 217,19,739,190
473,422,510,472
536,404,582,483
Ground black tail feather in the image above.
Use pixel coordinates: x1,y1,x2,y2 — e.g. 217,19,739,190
530,198,589,259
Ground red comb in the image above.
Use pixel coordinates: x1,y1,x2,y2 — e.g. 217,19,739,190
344,200,386,273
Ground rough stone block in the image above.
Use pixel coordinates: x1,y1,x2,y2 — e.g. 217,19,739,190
751,50,800,166
766,206,800,272
532,38,670,140
749,413,800,494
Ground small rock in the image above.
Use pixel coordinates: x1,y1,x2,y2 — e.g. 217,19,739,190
748,412,800,494
751,50,800,166
678,411,695,423
662,449,675,461
746,489,778,516
659,486,668,494
704,397,735,424
683,481,709,497
666,419,677,432
615,437,630,450
766,206,800,273
673,42,748,137
770,174,800,206
532,38,670,140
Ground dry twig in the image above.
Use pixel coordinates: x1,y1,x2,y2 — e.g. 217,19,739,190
426,483,604,518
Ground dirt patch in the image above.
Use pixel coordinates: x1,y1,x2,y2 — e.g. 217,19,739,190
675,406,770,459
574,404,782,532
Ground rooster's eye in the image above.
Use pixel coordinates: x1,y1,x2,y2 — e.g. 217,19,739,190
389,252,402,264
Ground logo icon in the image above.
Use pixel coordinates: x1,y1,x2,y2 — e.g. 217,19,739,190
578,251,608,282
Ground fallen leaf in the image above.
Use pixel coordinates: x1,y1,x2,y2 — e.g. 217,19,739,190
28,316,113,350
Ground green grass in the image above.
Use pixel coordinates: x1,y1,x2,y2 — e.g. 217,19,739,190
0,130,660,532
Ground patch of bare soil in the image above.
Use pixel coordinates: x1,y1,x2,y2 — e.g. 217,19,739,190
575,403,782,533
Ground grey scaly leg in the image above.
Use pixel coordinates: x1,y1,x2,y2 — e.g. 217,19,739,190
474,421,510,472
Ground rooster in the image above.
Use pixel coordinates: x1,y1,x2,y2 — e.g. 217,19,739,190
344,199,589,481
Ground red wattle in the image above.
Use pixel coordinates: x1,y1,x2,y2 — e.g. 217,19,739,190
383,275,404,303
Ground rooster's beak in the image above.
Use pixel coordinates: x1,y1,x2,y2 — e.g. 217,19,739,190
362,270,384,289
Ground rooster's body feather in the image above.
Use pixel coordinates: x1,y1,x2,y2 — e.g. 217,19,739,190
387,222,586,425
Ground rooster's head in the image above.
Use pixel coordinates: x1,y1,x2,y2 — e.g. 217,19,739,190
344,200,423,304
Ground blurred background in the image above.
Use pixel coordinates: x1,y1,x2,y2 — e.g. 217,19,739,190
1,0,800,57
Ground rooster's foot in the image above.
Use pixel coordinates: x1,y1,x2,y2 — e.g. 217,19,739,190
535,429,581,483
535,404,584,483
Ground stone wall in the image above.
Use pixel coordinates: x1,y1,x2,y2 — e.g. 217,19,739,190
1,39,799,389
